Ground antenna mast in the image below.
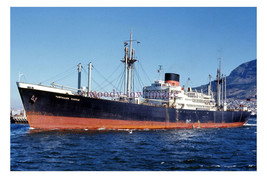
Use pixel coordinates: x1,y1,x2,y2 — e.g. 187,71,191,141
18,72,24,82
158,65,163,81
187,77,191,92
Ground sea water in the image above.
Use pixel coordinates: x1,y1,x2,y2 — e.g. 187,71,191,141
10,117,256,171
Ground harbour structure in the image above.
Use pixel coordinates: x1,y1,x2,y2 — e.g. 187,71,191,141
17,32,250,130
10,109,28,124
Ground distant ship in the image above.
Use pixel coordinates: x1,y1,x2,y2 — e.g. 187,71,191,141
17,32,250,130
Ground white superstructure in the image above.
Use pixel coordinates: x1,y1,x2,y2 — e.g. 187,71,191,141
143,80,216,111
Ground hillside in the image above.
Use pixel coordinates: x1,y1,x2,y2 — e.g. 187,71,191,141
194,59,257,100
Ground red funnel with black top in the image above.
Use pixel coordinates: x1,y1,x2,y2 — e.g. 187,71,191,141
165,73,180,86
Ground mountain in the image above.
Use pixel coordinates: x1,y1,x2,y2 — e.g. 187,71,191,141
194,59,257,100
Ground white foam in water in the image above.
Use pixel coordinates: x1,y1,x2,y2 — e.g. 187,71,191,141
244,123,257,126
29,127,35,130
224,165,236,168
97,128,106,130
213,165,221,168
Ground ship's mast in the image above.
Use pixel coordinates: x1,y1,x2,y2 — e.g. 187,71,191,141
131,49,135,94
122,30,139,99
221,73,224,106
224,75,226,103
77,63,82,93
208,74,212,96
88,62,92,96
223,74,227,111
124,44,128,95
127,31,133,96
216,58,221,107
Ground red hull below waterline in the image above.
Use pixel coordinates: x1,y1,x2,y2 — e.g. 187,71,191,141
27,114,247,130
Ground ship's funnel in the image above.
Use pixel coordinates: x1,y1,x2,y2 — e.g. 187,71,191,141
165,73,180,86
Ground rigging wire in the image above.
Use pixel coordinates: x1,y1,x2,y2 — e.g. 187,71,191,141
116,67,125,93
134,67,145,92
52,69,77,84
79,63,123,93
22,75,28,83
81,66,110,93
93,66,121,91
108,69,123,90
135,65,145,86
109,69,124,93
94,63,122,88
81,67,88,88
137,61,152,84
136,61,145,92
91,78,108,93
117,67,125,87
117,71,124,92
117,69,125,93
94,69,123,92
40,65,77,84
108,63,123,80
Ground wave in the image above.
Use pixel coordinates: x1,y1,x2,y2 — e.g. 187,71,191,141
244,123,257,126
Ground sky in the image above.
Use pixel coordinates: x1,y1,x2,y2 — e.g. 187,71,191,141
10,7,256,109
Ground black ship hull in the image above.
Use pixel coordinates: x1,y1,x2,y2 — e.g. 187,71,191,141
18,86,250,130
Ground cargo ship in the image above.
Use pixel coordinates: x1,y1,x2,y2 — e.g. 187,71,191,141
17,32,250,130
